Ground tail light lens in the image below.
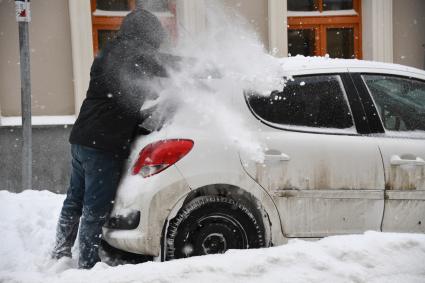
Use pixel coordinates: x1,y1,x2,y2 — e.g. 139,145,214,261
132,139,194,177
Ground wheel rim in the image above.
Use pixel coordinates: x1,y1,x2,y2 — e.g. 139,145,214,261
181,214,249,257
201,233,227,254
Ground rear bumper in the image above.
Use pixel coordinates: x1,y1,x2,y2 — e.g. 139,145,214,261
102,227,153,255
102,165,191,256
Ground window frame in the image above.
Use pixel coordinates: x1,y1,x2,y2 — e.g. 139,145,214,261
91,0,135,54
245,73,363,136
90,0,177,55
357,73,425,139
287,0,362,59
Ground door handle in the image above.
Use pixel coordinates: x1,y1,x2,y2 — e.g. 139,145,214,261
264,149,291,162
390,155,425,166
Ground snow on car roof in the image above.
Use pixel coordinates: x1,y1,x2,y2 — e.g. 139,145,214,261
278,55,425,76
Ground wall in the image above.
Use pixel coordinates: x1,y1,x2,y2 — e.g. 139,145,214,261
0,126,72,193
0,0,75,116
361,0,373,61
393,0,425,70
361,0,393,63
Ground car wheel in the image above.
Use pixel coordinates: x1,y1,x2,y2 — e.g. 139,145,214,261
165,195,265,260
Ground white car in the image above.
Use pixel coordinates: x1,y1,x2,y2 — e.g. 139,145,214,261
103,58,425,261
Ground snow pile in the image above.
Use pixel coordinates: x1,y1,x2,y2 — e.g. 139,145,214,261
0,190,65,281
1,190,425,283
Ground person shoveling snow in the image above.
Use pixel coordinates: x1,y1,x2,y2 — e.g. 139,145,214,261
51,8,167,269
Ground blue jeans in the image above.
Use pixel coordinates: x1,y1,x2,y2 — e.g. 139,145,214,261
52,144,125,268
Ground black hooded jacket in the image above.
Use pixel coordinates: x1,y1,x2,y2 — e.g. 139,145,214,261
69,9,167,158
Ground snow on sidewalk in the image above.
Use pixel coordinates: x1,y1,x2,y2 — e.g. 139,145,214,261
0,190,424,283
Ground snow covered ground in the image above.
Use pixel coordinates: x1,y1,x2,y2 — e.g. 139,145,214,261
1,190,425,283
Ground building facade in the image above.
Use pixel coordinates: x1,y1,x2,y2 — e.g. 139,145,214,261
0,0,424,121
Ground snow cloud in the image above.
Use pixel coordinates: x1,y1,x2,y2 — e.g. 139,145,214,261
141,1,287,162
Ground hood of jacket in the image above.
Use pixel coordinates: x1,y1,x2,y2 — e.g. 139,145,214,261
117,8,165,49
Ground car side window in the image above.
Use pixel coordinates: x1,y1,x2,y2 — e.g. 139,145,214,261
247,75,354,130
362,75,425,132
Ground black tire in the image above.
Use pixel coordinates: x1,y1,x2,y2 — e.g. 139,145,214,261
165,196,265,260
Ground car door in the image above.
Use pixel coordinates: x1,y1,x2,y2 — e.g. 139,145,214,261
241,72,385,238
351,71,425,233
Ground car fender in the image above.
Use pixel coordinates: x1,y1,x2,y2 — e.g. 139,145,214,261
104,165,191,256
174,138,287,246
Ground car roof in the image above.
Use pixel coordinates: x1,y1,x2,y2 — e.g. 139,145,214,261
279,56,425,77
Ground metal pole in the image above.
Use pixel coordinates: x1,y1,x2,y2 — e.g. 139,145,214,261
423,44,425,70
16,1,32,192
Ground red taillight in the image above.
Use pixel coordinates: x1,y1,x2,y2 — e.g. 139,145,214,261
132,139,194,177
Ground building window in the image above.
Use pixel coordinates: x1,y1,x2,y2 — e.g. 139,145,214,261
287,0,362,59
91,0,177,54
